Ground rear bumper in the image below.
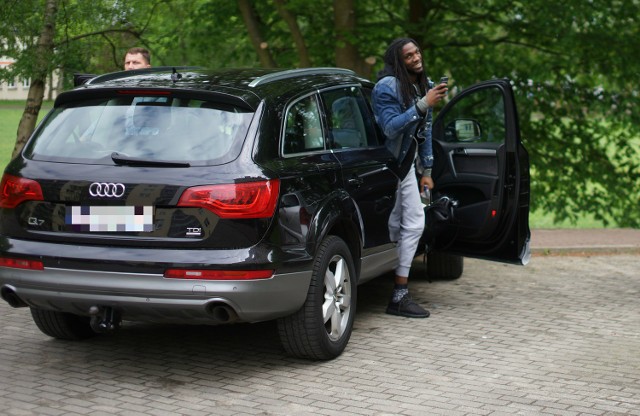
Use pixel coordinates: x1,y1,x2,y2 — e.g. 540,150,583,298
0,266,312,324
0,236,314,323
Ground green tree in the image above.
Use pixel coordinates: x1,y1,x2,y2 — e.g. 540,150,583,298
191,0,640,226
416,0,640,227
292,0,640,227
3,0,58,159
0,0,160,158
3,0,639,226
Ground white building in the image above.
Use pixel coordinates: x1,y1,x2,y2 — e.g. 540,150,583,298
0,57,59,100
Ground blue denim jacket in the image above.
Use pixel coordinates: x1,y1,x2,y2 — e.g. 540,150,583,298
372,76,434,175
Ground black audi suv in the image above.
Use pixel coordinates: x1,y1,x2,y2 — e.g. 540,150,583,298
0,67,530,359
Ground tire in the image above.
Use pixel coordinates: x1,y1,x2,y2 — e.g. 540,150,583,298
277,236,357,360
427,252,464,280
30,308,96,340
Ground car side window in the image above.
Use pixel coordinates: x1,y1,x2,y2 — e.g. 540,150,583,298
321,87,379,149
282,95,325,155
359,86,385,146
441,87,506,144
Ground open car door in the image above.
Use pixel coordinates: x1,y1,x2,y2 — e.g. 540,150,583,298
427,79,530,265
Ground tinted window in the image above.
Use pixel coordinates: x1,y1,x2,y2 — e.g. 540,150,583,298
24,95,253,166
282,95,325,155
321,86,379,149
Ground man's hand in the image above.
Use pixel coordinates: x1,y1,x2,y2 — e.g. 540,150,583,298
420,175,434,190
425,83,448,107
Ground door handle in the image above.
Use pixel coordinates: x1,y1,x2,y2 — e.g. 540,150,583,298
348,176,364,187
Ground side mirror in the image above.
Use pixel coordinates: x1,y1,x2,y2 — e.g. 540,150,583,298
445,119,482,142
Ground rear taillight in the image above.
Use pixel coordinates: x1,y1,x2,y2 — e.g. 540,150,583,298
0,174,44,209
117,90,172,96
0,257,44,270
177,180,280,219
164,269,273,280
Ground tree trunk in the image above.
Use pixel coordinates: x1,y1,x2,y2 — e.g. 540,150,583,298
12,0,58,159
237,0,277,68
333,0,372,78
408,0,428,50
273,0,311,67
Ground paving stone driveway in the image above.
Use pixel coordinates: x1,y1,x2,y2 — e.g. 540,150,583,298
1,254,638,416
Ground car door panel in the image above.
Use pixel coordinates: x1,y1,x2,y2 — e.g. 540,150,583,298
433,141,503,240
320,86,398,250
443,146,499,178
428,79,530,265
334,147,397,248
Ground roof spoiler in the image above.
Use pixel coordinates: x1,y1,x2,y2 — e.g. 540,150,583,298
73,73,97,87
81,66,202,86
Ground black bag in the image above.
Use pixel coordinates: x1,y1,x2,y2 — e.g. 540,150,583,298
397,137,417,180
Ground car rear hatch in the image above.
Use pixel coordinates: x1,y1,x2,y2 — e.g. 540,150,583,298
0,89,278,251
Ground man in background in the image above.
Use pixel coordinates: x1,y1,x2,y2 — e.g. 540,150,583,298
124,47,151,70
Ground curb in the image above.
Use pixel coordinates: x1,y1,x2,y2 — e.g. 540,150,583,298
530,229,640,257
531,246,640,257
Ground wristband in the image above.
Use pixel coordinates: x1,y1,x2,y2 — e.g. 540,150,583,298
415,98,429,114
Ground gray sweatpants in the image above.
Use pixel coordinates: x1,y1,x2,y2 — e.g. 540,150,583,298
389,164,425,278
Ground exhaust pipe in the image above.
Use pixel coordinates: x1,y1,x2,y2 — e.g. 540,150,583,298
207,302,238,324
1,286,28,308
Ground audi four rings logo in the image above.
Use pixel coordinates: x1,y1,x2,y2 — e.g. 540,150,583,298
89,182,126,198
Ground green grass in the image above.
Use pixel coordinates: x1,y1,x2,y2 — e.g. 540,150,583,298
0,100,53,169
0,109,21,165
0,100,608,229
529,209,605,229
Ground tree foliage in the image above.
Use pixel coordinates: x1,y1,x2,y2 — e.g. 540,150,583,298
1,0,161,158
2,0,639,226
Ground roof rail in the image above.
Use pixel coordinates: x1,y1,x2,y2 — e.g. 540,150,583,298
84,66,202,86
248,67,356,88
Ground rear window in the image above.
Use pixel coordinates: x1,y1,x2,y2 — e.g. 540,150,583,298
24,95,254,166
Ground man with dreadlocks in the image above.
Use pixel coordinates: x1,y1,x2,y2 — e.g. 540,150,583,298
372,38,448,318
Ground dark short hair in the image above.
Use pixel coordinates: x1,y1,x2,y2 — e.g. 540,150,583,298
125,47,151,65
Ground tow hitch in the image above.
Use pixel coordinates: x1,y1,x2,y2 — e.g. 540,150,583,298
88,306,122,333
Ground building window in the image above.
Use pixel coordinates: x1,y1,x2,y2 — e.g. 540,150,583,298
22,78,30,88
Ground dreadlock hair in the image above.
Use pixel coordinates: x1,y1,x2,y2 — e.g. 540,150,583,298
377,38,429,108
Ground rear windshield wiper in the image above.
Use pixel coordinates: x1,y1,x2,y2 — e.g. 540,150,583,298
111,152,191,167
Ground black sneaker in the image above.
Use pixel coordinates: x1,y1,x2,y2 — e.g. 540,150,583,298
386,294,430,318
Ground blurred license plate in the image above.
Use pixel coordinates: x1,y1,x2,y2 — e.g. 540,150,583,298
66,206,154,232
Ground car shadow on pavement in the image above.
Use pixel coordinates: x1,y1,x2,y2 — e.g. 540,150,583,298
37,319,300,376
28,281,399,372
26,261,444,373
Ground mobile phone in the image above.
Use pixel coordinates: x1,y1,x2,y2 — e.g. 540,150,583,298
439,76,449,95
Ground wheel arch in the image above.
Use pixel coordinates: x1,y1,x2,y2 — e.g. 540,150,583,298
306,190,363,277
